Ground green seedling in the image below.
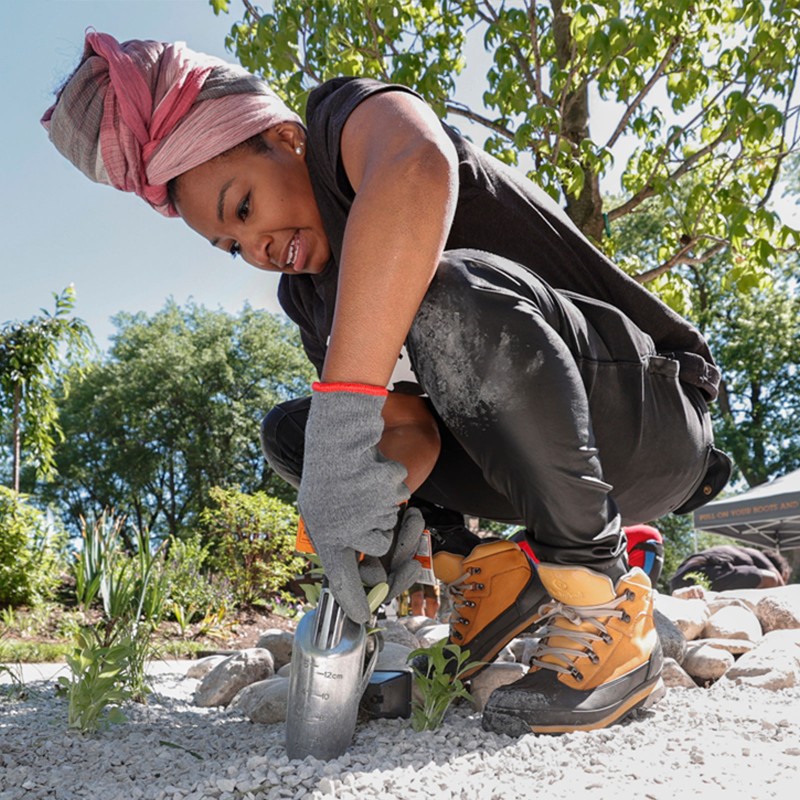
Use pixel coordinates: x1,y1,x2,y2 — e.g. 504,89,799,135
57,629,132,732
407,640,483,732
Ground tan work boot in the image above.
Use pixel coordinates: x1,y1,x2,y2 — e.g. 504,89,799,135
415,540,549,680
482,564,664,734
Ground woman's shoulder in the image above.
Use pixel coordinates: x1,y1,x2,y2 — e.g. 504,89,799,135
306,77,422,127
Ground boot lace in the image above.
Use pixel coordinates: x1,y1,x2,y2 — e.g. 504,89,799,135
528,590,635,681
446,566,484,641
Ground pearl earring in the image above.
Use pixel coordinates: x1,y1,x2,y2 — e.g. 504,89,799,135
295,144,304,155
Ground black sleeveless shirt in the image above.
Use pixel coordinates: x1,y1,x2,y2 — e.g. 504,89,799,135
277,78,719,399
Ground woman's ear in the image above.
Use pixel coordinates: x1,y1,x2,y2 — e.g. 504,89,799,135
268,121,306,154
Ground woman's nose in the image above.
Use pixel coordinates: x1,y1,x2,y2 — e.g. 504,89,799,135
242,232,272,269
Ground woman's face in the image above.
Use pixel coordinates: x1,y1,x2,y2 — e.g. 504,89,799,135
173,125,330,275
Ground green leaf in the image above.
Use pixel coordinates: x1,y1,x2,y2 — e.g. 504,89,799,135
366,582,389,613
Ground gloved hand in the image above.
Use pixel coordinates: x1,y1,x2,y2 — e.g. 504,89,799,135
357,506,425,600
298,381,411,623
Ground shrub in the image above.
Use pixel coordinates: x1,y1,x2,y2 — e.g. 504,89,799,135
200,487,306,607
162,532,233,625
0,487,64,607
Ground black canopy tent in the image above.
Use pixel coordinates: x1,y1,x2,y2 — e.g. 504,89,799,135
693,467,800,551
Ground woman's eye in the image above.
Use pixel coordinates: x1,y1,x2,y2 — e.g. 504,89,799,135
236,194,250,222
229,242,241,259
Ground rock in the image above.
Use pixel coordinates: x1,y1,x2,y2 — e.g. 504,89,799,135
229,677,290,724
662,657,697,689
653,593,710,640
520,636,544,667
715,588,763,613
706,596,753,615
690,637,757,655
193,648,275,707
671,585,709,601
376,642,414,671
399,615,436,634
469,663,527,711
702,604,762,643
185,655,227,680
255,630,294,670
379,621,421,650
722,629,800,691
682,643,734,682
755,586,800,632
654,609,687,664
507,637,528,662
495,645,516,664
415,624,450,649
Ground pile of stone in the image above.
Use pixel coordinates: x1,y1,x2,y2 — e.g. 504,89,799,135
186,584,800,724
652,583,800,691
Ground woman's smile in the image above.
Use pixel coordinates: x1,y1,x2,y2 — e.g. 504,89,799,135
172,126,330,275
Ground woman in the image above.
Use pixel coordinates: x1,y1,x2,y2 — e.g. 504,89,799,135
43,31,730,735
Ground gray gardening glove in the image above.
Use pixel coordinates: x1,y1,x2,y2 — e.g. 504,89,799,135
298,382,411,623
357,506,425,600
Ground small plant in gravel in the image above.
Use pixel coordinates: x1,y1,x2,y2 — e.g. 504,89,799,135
407,641,482,732
58,630,131,731
60,512,167,731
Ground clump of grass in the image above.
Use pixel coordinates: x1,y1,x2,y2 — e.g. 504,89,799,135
0,639,72,663
0,662,27,700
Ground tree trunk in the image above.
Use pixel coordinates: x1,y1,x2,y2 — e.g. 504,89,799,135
551,0,604,242
12,381,21,493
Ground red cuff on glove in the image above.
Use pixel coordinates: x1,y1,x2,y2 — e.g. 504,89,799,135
312,381,388,397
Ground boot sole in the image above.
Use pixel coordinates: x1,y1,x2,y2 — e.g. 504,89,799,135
484,673,665,736
528,675,666,733
459,576,548,680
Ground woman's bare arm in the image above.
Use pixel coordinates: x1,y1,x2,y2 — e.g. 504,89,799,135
320,90,458,387
378,393,441,493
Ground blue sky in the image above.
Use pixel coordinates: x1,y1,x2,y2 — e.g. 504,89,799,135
1,0,286,348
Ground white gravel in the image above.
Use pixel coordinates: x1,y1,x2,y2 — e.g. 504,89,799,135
1,663,799,800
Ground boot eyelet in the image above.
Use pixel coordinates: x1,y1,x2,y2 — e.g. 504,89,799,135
570,667,584,681
602,633,613,644
476,583,485,590
473,567,481,574
460,618,469,626
468,601,476,608
587,650,599,664
454,631,463,640
626,590,635,601
621,611,631,623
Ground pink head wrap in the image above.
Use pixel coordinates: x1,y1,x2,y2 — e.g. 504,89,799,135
41,30,302,216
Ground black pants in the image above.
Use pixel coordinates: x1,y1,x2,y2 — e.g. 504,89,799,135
262,250,713,576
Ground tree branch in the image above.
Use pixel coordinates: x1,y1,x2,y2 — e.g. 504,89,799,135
608,130,729,220
633,240,728,283
605,37,681,150
756,61,799,211
445,102,516,140
480,0,541,102
525,0,545,106
242,0,260,19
